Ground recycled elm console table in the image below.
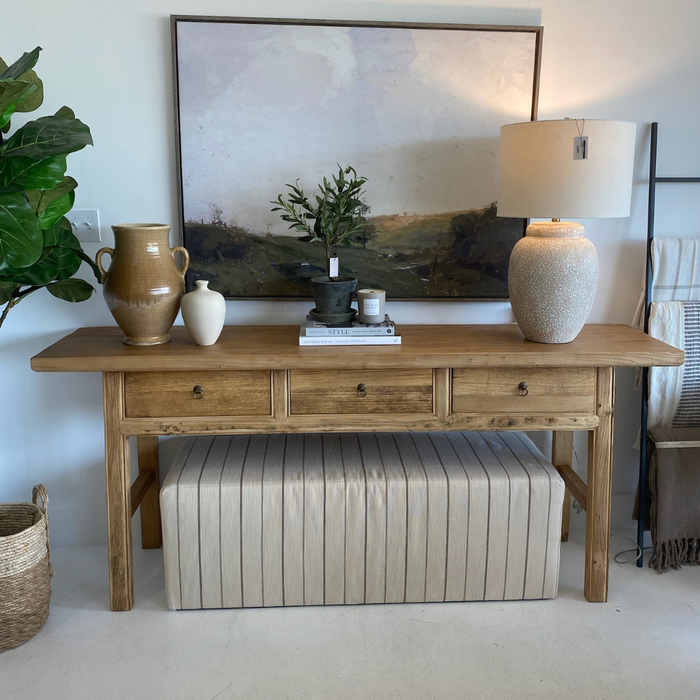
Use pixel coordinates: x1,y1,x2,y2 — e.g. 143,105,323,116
31,324,683,611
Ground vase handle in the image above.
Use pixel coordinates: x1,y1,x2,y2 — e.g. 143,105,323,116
95,247,114,277
171,246,190,277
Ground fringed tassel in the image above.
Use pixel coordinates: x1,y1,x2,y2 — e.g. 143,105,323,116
649,538,700,572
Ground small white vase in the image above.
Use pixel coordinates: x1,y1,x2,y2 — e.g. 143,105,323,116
181,280,226,346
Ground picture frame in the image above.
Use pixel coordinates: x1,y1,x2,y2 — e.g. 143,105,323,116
171,16,543,300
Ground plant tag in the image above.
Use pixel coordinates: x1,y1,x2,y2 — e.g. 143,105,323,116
574,136,588,160
363,298,380,316
329,257,339,277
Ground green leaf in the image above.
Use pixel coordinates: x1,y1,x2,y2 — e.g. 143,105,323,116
0,79,38,129
47,219,81,251
46,277,94,302
24,190,41,214
54,106,75,120
47,221,102,283
48,245,81,280
72,246,104,283
39,190,74,229
0,52,45,116
0,281,16,304
0,114,93,162
25,176,77,216
14,69,43,114
0,48,41,80
42,219,62,246
55,218,81,247
0,154,67,190
0,191,42,268
4,251,58,286
2,217,91,288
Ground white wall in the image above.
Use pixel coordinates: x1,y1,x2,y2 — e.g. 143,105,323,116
2,0,700,544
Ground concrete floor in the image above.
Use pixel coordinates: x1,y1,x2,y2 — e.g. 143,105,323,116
1,529,699,700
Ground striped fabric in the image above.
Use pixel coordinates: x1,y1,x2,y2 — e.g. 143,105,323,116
674,302,700,426
161,432,565,610
646,301,700,428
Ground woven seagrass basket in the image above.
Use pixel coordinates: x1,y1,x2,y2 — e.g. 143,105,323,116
0,485,52,653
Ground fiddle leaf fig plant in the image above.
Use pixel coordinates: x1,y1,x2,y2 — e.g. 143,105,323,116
271,165,369,280
0,46,100,330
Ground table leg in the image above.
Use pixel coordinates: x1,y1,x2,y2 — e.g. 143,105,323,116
552,431,574,542
585,367,615,603
137,436,162,549
103,372,134,611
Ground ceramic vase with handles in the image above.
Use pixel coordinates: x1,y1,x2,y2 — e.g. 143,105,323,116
96,223,189,346
181,280,226,346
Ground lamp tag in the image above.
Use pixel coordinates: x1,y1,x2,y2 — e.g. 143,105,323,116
574,136,588,160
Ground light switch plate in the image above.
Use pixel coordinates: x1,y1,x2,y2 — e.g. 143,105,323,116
70,209,101,242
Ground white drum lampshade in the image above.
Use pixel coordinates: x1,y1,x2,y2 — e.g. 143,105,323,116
498,119,636,343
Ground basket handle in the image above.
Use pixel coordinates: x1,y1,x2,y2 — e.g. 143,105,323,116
32,484,53,578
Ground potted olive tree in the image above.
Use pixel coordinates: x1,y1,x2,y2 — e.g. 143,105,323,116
0,47,100,330
272,165,369,323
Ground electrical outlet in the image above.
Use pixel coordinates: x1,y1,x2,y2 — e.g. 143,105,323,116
70,209,101,242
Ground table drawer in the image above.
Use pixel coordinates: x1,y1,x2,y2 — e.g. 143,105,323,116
452,368,596,414
124,371,271,418
290,369,433,415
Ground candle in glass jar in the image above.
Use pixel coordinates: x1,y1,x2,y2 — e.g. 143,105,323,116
357,288,386,324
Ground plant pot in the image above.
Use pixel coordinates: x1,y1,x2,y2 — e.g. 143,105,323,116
309,276,357,324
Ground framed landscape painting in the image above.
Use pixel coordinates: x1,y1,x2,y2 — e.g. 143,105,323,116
171,17,542,299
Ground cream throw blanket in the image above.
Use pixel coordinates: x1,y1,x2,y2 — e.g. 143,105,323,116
633,238,700,428
647,302,685,428
633,237,700,333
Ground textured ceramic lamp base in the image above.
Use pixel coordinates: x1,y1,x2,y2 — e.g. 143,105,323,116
508,221,598,344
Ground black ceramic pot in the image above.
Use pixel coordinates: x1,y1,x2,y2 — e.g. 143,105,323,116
309,276,357,323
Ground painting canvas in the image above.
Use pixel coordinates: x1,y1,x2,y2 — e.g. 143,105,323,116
172,17,542,299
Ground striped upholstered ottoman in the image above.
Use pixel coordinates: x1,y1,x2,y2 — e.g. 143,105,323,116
161,432,564,610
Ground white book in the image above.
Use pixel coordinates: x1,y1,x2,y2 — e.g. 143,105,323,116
299,327,402,346
304,314,396,336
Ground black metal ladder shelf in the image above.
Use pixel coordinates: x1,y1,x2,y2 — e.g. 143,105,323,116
637,121,700,565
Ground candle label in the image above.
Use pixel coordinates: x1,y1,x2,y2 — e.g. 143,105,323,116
329,257,339,277
363,298,380,316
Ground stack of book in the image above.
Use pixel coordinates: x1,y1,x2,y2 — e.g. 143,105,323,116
299,314,401,346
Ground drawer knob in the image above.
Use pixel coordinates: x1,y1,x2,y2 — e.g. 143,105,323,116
517,381,529,396
357,383,368,398
193,385,204,400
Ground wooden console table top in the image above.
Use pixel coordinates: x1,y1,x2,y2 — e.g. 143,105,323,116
32,323,681,372
31,324,683,611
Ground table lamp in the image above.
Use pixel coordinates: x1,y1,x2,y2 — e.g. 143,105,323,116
497,119,636,343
